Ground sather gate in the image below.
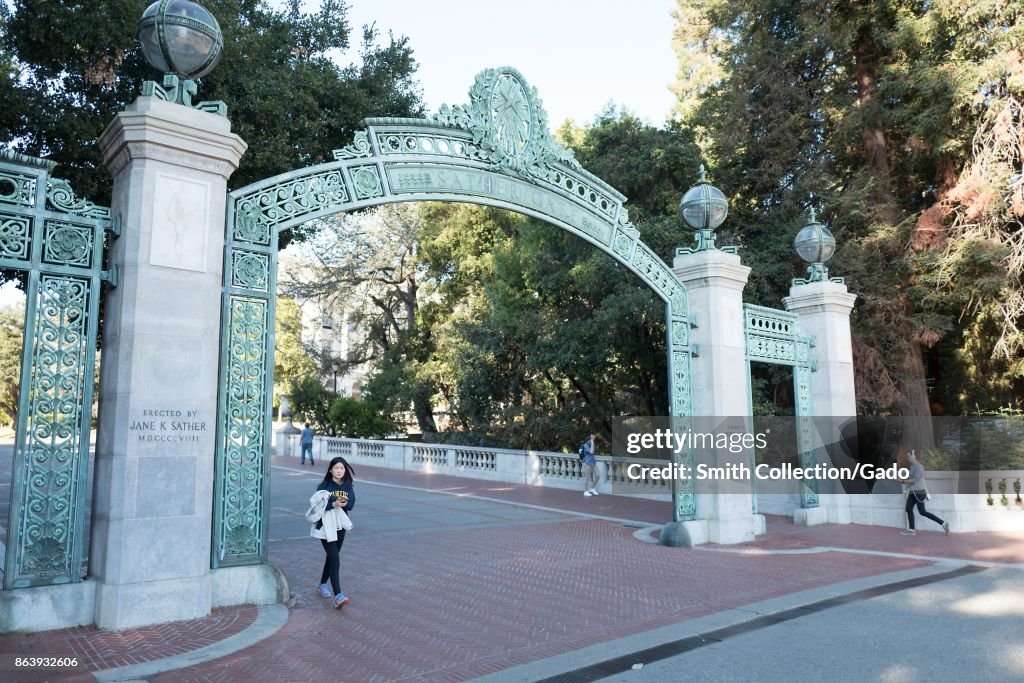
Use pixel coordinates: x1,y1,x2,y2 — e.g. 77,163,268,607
212,68,697,566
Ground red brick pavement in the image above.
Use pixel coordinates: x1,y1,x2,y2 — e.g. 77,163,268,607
5,458,1019,683
141,459,934,682
0,605,258,682
148,523,927,683
289,457,1024,565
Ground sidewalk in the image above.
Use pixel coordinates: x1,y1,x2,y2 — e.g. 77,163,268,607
1,455,1021,682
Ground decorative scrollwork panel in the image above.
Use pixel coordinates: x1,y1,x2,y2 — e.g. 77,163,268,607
0,171,37,207
215,296,269,564
8,276,93,587
233,169,349,245
634,245,687,314
46,179,110,219
0,211,32,260
231,250,270,292
3,152,111,590
795,363,818,507
43,221,94,267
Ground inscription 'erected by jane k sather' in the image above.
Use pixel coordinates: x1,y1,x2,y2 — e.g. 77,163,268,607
129,408,209,443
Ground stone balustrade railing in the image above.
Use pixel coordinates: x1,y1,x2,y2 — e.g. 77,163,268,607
276,433,671,499
274,432,1024,532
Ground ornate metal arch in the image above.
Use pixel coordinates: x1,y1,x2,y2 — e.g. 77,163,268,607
212,68,695,566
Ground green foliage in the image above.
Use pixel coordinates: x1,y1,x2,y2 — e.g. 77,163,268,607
0,303,24,426
274,297,316,410
1,0,423,205
327,396,392,438
672,0,1024,416
287,376,334,433
962,419,1024,471
359,113,704,449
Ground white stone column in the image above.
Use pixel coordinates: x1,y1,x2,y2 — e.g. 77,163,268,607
91,97,246,629
783,280,858,525
673,249,762,544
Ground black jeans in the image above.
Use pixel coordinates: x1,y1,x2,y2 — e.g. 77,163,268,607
905,492,943,530
319,529,347,594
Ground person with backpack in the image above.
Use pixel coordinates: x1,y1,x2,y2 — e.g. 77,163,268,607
580,433,599,497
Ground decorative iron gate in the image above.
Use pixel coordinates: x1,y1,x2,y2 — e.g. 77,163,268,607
1,151,116,588
212,68,696,567
744,303,817,509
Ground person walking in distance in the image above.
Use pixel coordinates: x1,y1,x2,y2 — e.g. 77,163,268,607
300,422,315,465
581,433,599,497
312,457,356,608
900,450,949,536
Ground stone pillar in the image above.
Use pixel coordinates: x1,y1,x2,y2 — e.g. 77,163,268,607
91,97,246,629
673,249,762,543
783,280,857,418
784,280,857,525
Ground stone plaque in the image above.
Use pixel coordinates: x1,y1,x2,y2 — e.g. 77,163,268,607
151,173,210,272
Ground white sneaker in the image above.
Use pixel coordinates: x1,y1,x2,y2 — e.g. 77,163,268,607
900,529,916,535
583,490,593,497
589,488,599,496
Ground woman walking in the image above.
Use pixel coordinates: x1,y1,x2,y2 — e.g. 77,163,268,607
309,456,356,608
900,450,949,536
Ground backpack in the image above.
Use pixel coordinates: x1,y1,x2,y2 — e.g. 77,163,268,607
578,443,586,461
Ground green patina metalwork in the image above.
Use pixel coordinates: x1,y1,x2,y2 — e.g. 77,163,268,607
213,68,697,566
1,153,116,589
792,262,845,287
137,0,225,113
792,208,843,287
141,75,227,116
744,304,818,508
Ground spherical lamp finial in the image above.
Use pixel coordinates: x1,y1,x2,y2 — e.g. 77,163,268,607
679,165,729,251
793,207,837,283
138,0,223,81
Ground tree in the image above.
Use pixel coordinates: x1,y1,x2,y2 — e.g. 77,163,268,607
355,113,704,449
670,0,1024,434
906,1,1024,412
327,396,392,438
0,304,24,426
287,376,334,433
1,0,423,205
274,296,317,411
279,203,438,432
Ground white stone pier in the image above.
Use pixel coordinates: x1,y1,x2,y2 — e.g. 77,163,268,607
672,249,764,544
784,279,858,525
89,96,276,630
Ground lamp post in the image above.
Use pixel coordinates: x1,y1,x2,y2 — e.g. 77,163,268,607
678,165,729,252
792,208,838,284
332,361,340,395
137,0,224,109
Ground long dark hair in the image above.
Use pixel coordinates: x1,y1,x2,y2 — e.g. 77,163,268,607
322,456,354,485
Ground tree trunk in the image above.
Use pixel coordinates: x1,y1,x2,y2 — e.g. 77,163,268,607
413,391,437,434
854,25,934,444
900,341,935,451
